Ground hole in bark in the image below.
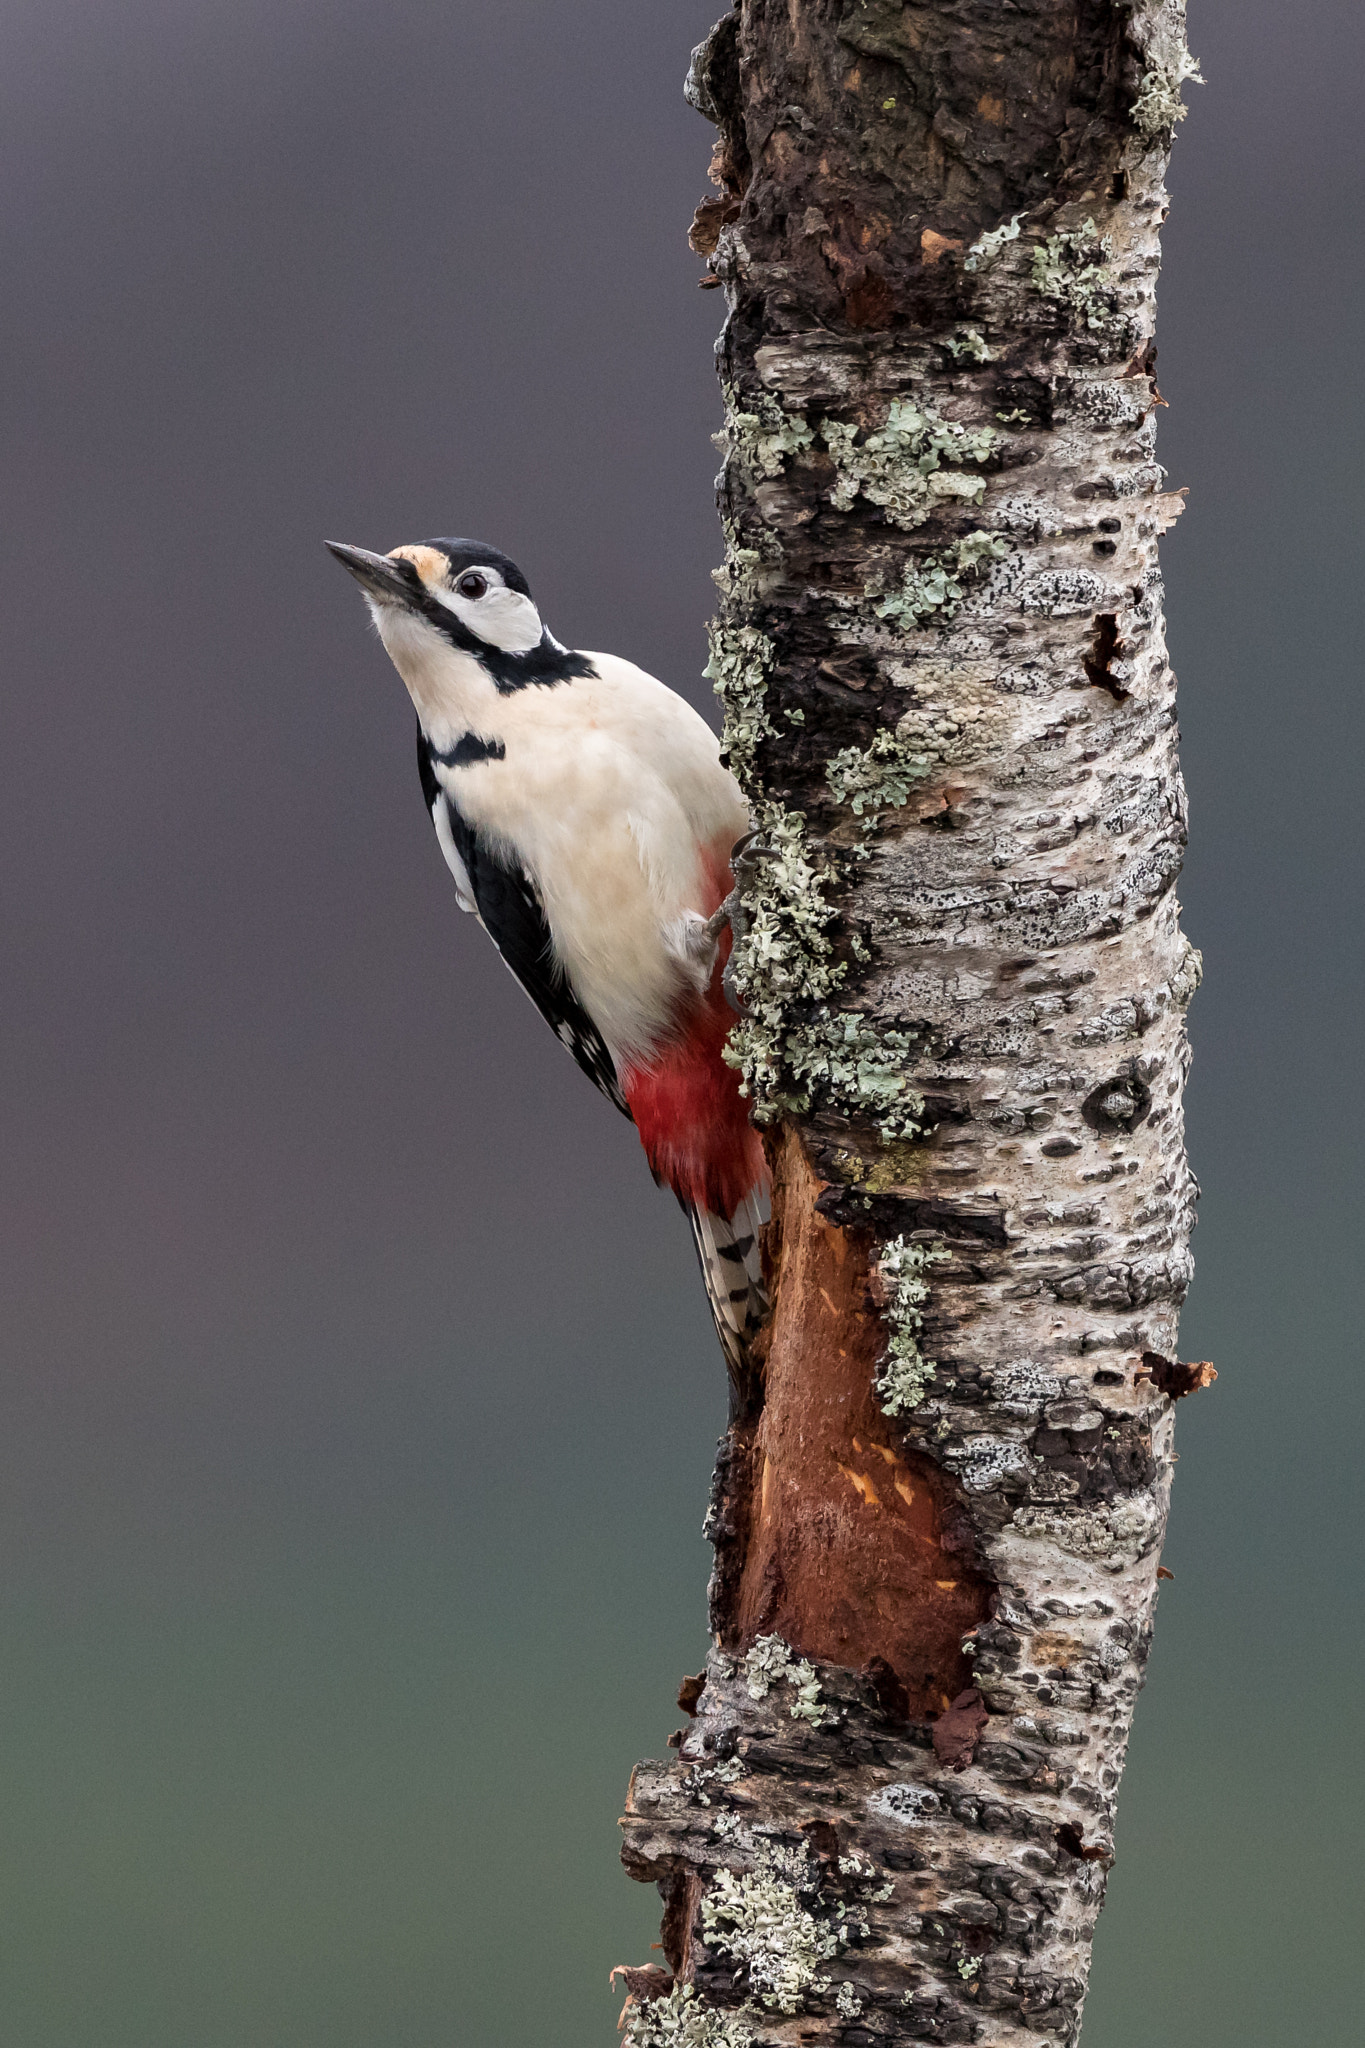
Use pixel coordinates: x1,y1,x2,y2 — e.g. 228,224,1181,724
1082,1066,1151,1131
1083,612,1127,699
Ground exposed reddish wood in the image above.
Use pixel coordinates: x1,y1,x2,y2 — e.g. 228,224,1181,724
720,1130,990,1717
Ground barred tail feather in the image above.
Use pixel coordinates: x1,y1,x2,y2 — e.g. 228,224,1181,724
685,1186,770,1406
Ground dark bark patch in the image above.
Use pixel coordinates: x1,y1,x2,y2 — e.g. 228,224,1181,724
677,1670,707,1717
1123,336,1166,409
725,0,1133,327
864,1653,912,1723
1083,612,1126,698
815,1184,1008,1248
659,1869,703,1980
1055,1823,1110,1864
802,1817,843,1866
685,10,750,193
1031,1411,1155,1503
1137,1350,1218,1400
932,1688,989,1772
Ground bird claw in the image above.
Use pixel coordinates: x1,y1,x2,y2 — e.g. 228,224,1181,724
728,827,776,887
673,832,773,1010
699,886,740,948
716,829,779,1015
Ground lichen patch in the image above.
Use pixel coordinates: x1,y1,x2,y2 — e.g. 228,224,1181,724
873,1237,951,1417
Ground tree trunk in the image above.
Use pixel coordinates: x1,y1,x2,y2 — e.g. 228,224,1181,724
618,6,1204,2044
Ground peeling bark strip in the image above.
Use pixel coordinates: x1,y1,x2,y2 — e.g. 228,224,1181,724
620,6,1203,2045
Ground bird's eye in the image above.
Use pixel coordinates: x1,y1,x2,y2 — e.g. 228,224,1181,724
457,571,488,600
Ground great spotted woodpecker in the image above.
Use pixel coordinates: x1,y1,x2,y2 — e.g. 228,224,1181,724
327,537,768,1394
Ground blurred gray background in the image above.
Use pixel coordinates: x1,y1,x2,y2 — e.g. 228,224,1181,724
0,3,1359,2042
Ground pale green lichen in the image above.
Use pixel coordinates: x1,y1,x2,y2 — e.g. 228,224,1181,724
1132,41,1203,142
1030,220,1117,333
700,1842,843,2014
725,804,841,1016
956,1957,981,1982
835,1984,864,2019
963,211,1023,271
837,1851,895,1904
743,1635,838,1727
720,810,927,1136
711,543,776,607
724,391,816,482
874,1237,951,1416
779,1013,926,1141
671,1755,746,1806
825,729,931,821
621,1983,759,2048
704,621,776,782
719,803,860,1124
720,386,996,533
867,529,1012,635
942,325,994,362
824,399,997,527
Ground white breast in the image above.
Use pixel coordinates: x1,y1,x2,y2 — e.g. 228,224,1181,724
434,653,749,1064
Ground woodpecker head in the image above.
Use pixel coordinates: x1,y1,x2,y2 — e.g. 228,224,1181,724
327,535,597,714
326,535,549,649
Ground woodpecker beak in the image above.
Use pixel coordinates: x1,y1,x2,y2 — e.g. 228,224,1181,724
325,541,418,605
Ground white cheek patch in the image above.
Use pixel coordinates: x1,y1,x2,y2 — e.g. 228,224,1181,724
428,579,544,653
474,586,546,652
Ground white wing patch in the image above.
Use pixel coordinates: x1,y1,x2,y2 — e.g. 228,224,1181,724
431,797,477,912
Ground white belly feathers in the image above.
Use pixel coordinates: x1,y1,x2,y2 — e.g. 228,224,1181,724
424,652,749,1066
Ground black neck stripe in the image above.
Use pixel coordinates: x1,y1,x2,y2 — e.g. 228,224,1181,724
406,582,596,694
430,732,507,768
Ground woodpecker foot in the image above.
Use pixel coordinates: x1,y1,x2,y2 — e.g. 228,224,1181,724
699,887,739,948
717,830,780,1014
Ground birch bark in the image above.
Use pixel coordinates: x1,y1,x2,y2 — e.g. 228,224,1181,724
619,7,1204,2044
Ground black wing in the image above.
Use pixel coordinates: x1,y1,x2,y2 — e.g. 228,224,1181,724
419,734,630,1116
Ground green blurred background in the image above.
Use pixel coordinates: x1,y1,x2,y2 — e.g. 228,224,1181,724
0,2,1359,2042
